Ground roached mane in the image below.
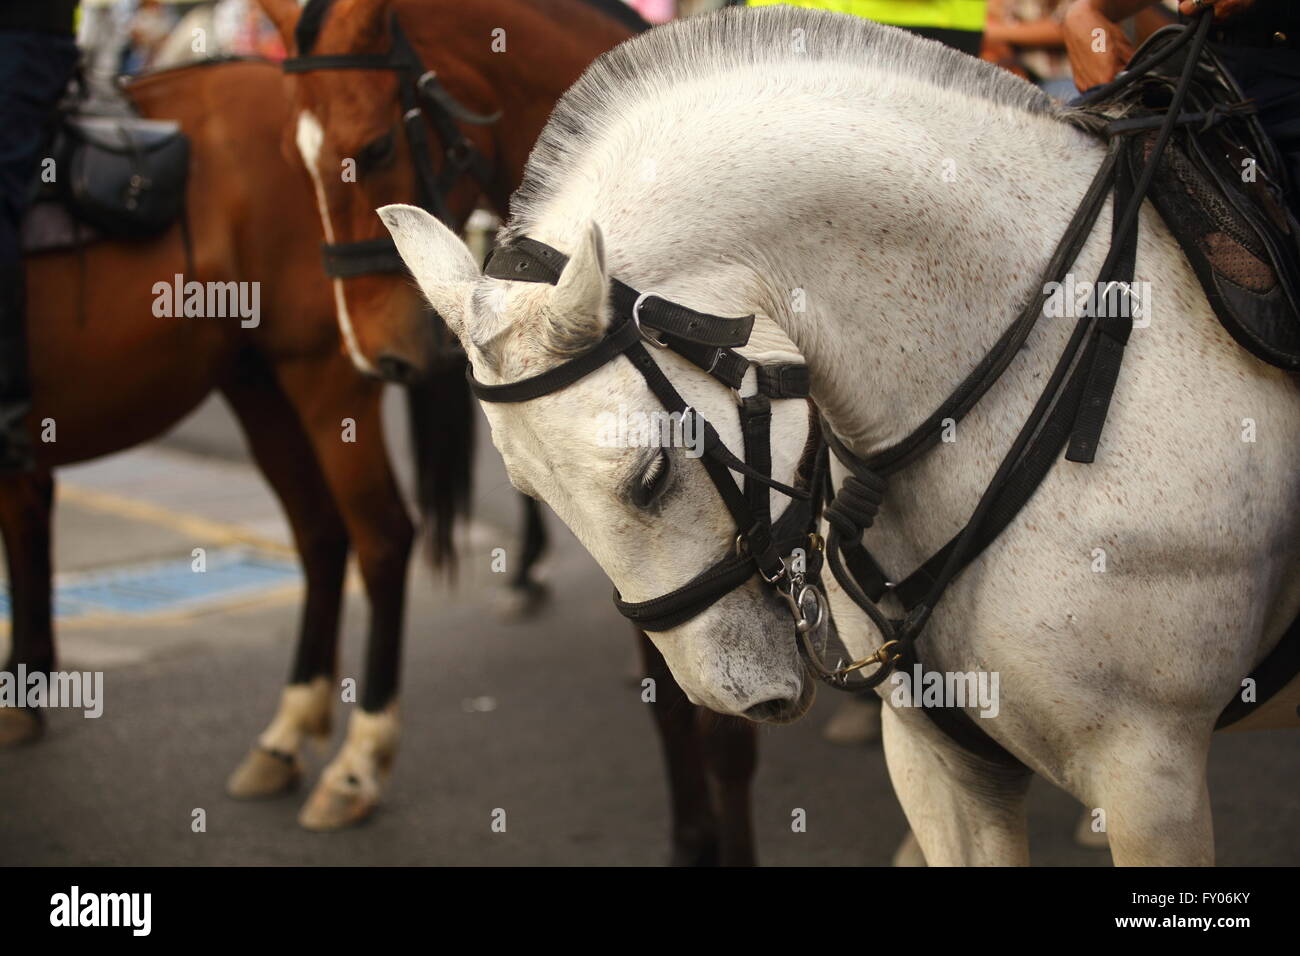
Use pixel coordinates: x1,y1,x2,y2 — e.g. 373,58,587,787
502,5,1059,241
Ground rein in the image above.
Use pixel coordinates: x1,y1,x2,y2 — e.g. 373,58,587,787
281,0,497,279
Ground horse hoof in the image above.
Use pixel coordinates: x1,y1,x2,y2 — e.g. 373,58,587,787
1073,811,1110,849
0,708,43,747
226,747,301,799
821,695,882,746
298,776,377,831
495,579,552,622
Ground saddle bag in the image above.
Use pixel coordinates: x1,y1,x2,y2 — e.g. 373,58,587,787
1095,26,1300,369
55,115,190,240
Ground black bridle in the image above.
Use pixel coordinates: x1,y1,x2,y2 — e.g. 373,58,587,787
475,238,835,650
281,0,498,279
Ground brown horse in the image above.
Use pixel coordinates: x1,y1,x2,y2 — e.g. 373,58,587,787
256,0,762,864
1,58,471,830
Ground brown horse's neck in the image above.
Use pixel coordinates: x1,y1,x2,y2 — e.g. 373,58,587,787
394,0,636,214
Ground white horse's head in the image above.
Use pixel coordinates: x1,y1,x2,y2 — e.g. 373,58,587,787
380,204,820,721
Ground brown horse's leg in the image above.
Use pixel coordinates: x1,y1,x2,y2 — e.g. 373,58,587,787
269,353,412,831
699,709,759,867
220,360,348,802
637,627,728,866
0,470,54,746
498,493,551,620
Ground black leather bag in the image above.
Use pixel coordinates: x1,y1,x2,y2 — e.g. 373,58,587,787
58,116,190,239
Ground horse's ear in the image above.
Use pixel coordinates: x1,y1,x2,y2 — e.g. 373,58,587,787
545,222,610,354
377,204,478,339
253,0,300,51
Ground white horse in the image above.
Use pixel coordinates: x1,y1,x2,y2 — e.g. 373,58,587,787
380,8,1300,865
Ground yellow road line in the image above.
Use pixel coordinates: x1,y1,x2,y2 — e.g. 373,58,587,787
57,483,296,556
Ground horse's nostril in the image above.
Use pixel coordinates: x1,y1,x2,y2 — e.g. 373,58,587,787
376,354,418,384
744,697,796,722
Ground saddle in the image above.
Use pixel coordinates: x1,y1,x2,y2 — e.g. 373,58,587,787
1078,25,1300,370
23,103,190,254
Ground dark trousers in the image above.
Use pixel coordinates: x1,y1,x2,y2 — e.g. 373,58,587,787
0,30,79,266
0,30,78,438
1215,44,1300,222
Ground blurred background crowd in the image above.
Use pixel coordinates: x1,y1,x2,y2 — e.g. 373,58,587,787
78,0,1182,101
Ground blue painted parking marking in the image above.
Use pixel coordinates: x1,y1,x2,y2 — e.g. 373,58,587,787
1,548,301,620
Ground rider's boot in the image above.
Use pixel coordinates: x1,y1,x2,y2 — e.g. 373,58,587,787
0,261,34,473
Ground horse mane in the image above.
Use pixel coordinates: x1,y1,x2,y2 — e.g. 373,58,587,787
504,6,1059,240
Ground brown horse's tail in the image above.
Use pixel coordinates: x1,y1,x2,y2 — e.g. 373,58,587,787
405,350,474,572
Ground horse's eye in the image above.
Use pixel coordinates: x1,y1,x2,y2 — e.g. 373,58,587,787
631,450,671,509
357,130,396,172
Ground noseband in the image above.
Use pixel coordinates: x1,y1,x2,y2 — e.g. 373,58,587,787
474,239,839,656
282,0,497,280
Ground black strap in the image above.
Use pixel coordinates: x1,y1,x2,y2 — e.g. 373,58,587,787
861,141,1123,477
292,0,336,57
283,13,497,279
469,318,642,403
485,239,756,348
321,237,407,278
1215,613,1300,729
1065,12,1212,462
1065,155,1139,462
756,363,810,399
741,394,773,529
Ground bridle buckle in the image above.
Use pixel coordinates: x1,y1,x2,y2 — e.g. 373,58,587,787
632,292,669,349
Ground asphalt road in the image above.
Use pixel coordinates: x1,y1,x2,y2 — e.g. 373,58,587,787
0,393,1295,866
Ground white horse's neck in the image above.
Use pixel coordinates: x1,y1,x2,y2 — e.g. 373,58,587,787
528,62,1107,458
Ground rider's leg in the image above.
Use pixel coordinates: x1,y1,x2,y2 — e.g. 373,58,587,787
0,28,78,471
1215,43,1300,220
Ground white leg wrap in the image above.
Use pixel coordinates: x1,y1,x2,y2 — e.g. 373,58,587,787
257,676,332,755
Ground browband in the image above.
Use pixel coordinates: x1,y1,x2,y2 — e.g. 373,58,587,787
483,238,754,389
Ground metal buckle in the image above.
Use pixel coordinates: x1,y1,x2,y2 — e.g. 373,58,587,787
759,557,787,585
780,583,824,634
632,292,668,349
